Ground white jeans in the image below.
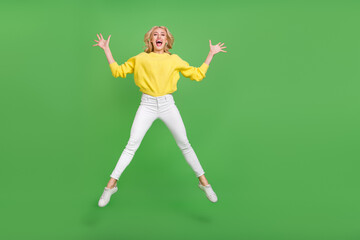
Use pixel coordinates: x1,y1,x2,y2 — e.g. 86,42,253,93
110,93,205,180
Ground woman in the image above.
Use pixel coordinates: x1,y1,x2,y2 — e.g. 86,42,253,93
93,26,227,207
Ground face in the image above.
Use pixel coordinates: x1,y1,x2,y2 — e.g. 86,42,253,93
151,28,168,52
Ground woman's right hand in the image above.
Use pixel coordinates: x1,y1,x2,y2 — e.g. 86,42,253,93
93,33,111,51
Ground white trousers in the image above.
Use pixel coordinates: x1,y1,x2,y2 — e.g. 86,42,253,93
110,93,205,180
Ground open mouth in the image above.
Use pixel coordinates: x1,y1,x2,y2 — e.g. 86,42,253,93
156,40,163,47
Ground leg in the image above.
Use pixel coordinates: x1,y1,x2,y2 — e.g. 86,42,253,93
109,104,158,185
159,104,208,184
106,177,118,189
198,174,209,186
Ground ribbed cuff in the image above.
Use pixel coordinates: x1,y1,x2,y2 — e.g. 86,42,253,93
109,62,118,77
200,62,209,74
109,61,118,69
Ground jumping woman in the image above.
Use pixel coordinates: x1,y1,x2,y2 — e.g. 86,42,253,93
92,26,227,207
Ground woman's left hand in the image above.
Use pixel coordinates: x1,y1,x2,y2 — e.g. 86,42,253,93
209,40,227,55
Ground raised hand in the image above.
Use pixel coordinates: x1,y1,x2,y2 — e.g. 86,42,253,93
209,40,227,55
93,33,111,50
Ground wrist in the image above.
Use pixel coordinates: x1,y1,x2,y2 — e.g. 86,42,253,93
209,51,215,56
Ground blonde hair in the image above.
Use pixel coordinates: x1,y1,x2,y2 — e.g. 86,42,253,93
143,26,174,54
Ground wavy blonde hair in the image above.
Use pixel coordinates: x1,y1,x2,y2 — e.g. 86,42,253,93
143,26,174,54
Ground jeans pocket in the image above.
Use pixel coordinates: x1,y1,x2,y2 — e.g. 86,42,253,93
141,96,147,103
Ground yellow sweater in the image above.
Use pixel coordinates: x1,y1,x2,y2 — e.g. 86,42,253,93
109,52,209,97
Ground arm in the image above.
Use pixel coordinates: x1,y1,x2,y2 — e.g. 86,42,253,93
178,57,209,82
178,40,227,81
204,52,214,66
104,47,115,65
92,33,134,78
108,57,135,78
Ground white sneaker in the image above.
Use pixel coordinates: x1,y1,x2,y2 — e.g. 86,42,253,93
98,186,118,207
198,182,218,203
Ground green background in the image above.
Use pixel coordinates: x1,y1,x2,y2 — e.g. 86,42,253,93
1,0,359,239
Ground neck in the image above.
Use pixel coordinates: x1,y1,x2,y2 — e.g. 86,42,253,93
153,49,165,54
